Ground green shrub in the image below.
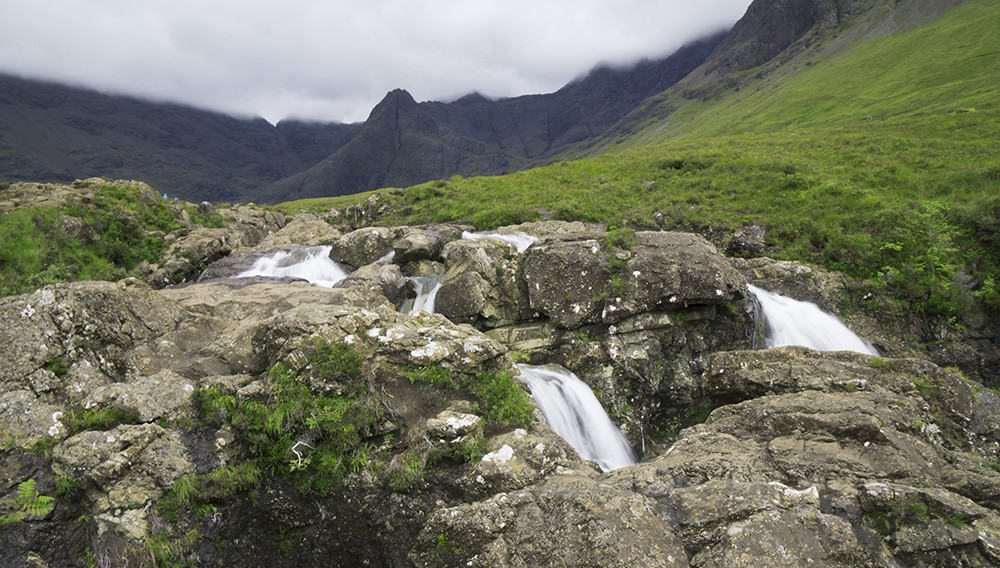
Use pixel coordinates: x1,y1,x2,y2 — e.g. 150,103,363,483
463,371,534,427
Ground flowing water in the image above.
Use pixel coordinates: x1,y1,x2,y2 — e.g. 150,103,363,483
516,364,637,472
747,284,878,355
401,274,443,315
461,230,537,253
234,246,350,288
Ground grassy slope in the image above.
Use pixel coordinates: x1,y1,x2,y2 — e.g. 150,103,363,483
280,0,999,318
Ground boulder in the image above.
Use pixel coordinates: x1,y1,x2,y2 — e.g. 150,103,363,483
0,280,187,392
522,238,609,329
341,261,407,303
522,232,745,329
392,224,466,263
328,226,401,268
436,238,533,327
609,232,745,321
256,213,341,248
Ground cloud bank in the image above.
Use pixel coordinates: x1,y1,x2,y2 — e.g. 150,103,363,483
0,0,752,123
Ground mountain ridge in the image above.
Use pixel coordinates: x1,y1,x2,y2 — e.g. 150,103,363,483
0,31,726,203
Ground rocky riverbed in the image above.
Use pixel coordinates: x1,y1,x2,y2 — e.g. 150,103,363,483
3,188,1000,567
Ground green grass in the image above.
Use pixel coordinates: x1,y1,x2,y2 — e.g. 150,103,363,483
0,182,190,296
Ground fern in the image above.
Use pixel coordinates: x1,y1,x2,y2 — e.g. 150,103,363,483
0,479,55,525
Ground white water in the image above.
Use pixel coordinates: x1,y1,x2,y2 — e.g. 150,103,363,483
516,364,637,472
235,246,350,288
401,274,443,315
462,230,537,253
747,284,878,355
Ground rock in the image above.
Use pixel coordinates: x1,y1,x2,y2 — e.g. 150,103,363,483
161,280,397,374
611,232,745,320
217,204,287,235
411,473,688,568
859,481,1000,563
392,224,466,263
256,213,341,248
725,224,767,256
424,407,479,436
340,262,407,303
53,422,195,537
467,425,592,496
691,507,859,568
0,390,67,448
505,220,605,240
522,232,745,329
522,238,609,329
732,256,847,312
58,215,95,243
356,314,509,375
82,370,196,423
328,226,401,268
436,238,533,327
0,280,187,392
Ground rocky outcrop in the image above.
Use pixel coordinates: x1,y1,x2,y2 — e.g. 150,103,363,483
412,473,688,568
523,231,746,329
4,218,999,568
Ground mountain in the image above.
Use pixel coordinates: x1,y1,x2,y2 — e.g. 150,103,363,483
0,31,724,204
593,0,967,144
0,74,361,202
256,32,724,202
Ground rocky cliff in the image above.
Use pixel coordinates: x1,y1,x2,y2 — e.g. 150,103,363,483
2,182,999,567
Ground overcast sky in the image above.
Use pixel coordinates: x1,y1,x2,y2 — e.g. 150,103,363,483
0,0,752,124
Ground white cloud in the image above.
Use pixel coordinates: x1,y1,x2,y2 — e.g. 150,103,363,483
0,0,752,123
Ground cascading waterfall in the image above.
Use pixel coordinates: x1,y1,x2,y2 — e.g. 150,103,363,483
516,364,637,472
747,284,878,355
401,274,443,315
235,246,350,288
462,230,537,253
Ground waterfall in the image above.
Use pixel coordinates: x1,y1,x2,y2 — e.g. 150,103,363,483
747,284,878,355
462,230,537,253
235,246,350,288
401,274,443,315
516,364,637,472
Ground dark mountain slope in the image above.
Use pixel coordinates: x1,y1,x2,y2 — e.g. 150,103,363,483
256,32,725,202
0,74,360,202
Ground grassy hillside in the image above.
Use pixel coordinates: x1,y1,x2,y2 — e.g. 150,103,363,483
275,0,999,320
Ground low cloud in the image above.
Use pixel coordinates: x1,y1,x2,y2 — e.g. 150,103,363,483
0,0,752,123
